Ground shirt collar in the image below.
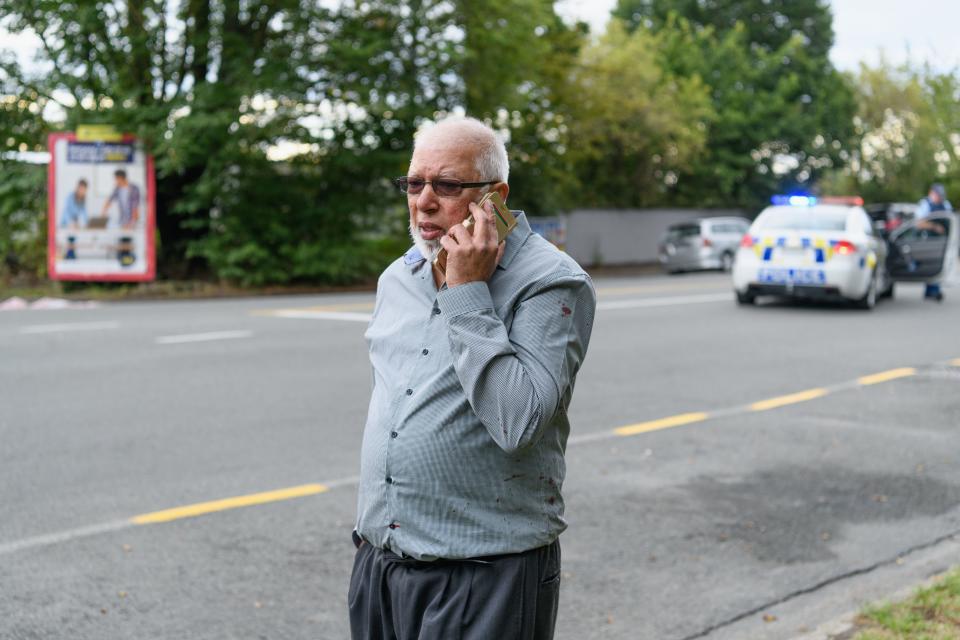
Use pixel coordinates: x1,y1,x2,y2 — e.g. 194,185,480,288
403,246,426,268
401,210,533,273
497,211,532,270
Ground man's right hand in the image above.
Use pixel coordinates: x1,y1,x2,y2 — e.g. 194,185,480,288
440,201,504,287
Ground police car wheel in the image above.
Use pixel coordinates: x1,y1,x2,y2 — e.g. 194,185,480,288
736,290,755,305
855,271,877,310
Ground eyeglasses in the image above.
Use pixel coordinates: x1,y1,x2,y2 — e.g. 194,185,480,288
393,177,498,198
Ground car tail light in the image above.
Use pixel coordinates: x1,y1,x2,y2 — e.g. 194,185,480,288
834,240,857,255
739,234,753,248
702,237,713,247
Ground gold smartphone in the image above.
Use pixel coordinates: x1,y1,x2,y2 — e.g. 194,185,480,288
433,191,517,275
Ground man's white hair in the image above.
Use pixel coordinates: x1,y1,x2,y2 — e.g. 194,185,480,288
413,117,510,183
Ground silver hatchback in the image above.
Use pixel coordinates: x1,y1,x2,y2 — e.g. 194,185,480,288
658,217,751,273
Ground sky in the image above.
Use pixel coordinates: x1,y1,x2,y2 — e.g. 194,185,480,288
557,0,960,72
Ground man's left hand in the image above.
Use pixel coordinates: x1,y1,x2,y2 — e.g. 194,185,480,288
440,201,506,287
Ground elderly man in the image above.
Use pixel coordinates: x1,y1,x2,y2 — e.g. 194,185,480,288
349,117,596,640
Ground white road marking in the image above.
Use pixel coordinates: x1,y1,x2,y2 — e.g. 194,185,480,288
155,330,254,345
257,293,729,323
20,321,120,334
0,520,132,556
597,293,731,311
0,475,364,557
264,310,373,322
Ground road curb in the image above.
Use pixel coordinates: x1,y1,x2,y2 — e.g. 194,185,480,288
791,562,958,640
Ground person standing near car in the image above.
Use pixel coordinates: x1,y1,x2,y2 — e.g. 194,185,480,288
915,183,953,301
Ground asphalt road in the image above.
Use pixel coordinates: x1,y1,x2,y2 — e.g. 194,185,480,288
2,270,959,640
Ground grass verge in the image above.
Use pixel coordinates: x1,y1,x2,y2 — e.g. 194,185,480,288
848,568,960,639
1,279,378,302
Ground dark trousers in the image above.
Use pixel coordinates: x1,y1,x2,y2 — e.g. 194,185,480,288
348,539,561,640
925,283,942,298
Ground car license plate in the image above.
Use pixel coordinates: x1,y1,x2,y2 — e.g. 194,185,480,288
757,268,826,285
774,247,812,265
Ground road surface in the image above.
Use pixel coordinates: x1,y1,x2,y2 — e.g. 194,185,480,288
2,271,959,639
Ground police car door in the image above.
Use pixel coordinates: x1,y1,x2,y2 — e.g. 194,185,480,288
887,212,959,282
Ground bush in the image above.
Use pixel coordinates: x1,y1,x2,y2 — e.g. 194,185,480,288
0,161,47,284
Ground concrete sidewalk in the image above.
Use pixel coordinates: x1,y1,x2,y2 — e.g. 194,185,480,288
701,533,960,640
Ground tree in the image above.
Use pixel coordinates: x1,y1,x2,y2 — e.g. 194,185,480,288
476,10,589,215
613,0,834,60
0,49,51,281
610,0,855,207
558,20,713,207
822,61,960,204
0,160,46,282
456,0,558,117
1,0,355,283
1,0,594,283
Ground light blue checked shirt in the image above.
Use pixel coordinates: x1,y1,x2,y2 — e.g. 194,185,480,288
356,212,596,560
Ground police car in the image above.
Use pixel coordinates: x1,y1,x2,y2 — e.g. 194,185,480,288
733,196,891,309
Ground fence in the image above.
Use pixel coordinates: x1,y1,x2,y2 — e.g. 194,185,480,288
530,208,748,266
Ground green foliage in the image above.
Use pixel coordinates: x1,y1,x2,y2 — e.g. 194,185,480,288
457,2,589,216
559,19,713,207
853,569,960,639
612,1,855,208
614,0,835,59
824,61,960,204
457,0,558,116
0,0,414,286
0,160,47,282
3,0,955,289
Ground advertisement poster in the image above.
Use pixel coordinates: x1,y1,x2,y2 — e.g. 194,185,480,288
47,130,156,281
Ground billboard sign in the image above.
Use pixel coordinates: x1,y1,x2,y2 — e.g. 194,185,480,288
47,131,156,281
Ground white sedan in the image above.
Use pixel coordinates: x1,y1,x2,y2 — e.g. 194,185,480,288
732,201,890,309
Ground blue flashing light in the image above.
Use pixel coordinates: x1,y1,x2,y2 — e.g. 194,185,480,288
771,194,817,206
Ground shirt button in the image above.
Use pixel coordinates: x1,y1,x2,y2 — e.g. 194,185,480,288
405,388,413,395
390,431,398,438
433,307,441,315
421,348,429,356
386,476,393,484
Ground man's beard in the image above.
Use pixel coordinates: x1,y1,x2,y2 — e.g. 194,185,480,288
409,221,442,262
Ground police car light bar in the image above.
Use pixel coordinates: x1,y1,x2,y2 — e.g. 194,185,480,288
818,196,865,206
771,195,817,206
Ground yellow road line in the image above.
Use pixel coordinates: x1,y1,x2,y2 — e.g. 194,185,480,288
750,388,829,412
130,483,328,525
857,367,917,386
614,412,709,436
128,366,921,527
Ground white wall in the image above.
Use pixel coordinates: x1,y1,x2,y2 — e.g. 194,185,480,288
561,209,748,266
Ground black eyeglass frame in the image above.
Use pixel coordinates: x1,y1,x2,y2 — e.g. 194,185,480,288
393,177,499,197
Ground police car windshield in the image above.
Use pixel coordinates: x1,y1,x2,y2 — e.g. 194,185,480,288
755,207,848,232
